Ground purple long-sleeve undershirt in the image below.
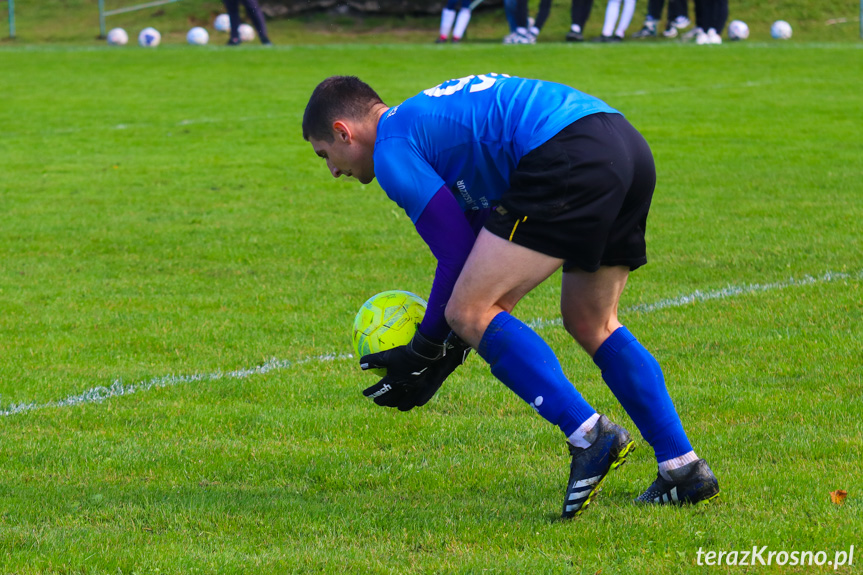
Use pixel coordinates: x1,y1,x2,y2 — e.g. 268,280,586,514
414,185,490,342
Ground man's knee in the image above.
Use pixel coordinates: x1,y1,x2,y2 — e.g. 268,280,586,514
444,298,474,337
445,298,512,346
562,314,615,355
562,315,592,346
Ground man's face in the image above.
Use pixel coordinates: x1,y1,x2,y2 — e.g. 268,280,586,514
309,127,374,185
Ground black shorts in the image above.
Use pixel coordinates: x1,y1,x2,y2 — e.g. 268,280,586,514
484,112,656,273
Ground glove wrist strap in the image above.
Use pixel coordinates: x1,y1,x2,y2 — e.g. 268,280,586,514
409,330,446,361
444,331,468,350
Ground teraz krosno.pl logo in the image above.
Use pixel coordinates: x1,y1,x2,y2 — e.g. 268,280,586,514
696,545,854,569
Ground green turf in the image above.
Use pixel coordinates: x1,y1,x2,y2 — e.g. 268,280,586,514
1,39,862,574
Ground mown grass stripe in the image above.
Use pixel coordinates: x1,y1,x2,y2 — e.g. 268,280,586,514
1,269,859,418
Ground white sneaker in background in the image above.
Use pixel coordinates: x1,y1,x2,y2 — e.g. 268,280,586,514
707,27,722,44
672,15,690,29
682,26,704,41
503,28,536,44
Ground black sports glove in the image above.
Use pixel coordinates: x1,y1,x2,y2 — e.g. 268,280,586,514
360,330,443,410
407,331,471,408
361,331,471,411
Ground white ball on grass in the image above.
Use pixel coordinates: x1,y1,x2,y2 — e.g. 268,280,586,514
106,28,128,45
771,20,792,40
728,20,749,41
214,14,231,32
238,23,255,42
187,26,209,45
138,27,161,47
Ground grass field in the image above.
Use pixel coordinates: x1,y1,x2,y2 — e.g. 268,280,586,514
1,27,862,575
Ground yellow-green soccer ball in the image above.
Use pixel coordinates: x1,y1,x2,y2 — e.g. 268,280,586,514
352,290,427,376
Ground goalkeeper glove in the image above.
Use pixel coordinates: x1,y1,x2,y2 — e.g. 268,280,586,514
360,330,471,411
405,331,471,408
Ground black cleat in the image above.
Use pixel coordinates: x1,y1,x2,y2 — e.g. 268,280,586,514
632,22,657,38
562,415,635,518
635,459,720,505
565,29,584,42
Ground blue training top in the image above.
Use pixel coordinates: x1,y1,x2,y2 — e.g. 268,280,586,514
374,73,619,223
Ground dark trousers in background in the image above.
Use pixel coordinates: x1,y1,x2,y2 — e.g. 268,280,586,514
571,0,594,29
693,0,728,32
645,0,688,22
223,0,270,42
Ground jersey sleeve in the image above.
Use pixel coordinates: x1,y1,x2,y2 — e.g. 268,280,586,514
374,137,445,224
414,185,479,342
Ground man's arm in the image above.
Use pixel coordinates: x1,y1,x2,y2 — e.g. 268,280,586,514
414,185,484,341
359,186,482,410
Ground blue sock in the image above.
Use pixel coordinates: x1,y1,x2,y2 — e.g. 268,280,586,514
593,326,693,462
477,312,596,436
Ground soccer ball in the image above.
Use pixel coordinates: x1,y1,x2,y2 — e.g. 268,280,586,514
771,20,792,40
238,23,255,42
106,28,128,45
728,20,749,41
352,290,427,376
214,13,230,32
187,27,209,45
138,27,161,47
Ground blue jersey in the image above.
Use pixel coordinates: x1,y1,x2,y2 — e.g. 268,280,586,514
374,73,619,223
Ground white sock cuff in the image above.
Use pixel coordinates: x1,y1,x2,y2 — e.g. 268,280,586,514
567,413,601,449
658,450,699,472
577,412,601,435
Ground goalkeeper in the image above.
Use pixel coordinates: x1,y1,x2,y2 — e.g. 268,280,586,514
302,74,719,517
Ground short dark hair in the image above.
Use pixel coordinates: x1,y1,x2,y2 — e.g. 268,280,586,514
302,76,385,142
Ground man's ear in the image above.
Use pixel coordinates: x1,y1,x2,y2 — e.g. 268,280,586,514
332,120,352,143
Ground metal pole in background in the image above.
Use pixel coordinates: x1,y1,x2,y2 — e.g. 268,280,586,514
99,0,106,38
99,0,183,37
7,0,14,38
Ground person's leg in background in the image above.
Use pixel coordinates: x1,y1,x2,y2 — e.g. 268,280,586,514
240,0,271,44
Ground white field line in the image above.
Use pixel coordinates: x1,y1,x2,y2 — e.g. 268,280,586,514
526,269,863,330
825,17,860,25
14,113,294,136
608,79,780,99
1,269,860,417
0,354,351,417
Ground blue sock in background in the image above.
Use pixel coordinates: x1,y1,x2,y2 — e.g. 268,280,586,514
478,312,596,436
593,326,693,462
